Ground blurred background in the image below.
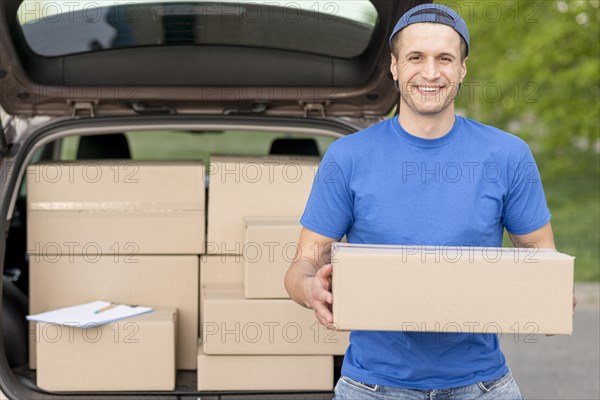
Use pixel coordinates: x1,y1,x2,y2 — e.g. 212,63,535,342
437,0,599,282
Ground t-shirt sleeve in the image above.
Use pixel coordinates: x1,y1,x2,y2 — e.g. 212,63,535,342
300,148,354,239
502,147,551,235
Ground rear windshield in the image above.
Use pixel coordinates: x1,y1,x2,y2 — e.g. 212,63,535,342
59,130,335,161
18,0,379,58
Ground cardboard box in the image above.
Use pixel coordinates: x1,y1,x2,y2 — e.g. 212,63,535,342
201,285,348,355
200,255,244,287
27,161,205,254
29,255,198,369
199,255,244,329
197,342,333,391
207,155,317,254
244,218,301,298
332,243,575,334
37,309,176,391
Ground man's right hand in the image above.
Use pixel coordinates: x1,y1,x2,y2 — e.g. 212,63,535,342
305,263,334,328
284,228,339,329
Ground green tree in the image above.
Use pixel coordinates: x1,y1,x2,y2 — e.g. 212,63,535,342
439,0,599,178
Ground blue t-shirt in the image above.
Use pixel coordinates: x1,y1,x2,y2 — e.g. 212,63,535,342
300,115,551,389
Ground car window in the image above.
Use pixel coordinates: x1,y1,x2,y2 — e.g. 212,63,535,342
18,0,378,59
59,130,335,161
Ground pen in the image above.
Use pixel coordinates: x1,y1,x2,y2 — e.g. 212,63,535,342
94,303,118,314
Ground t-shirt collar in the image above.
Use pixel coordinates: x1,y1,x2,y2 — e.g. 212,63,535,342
392,115,463,148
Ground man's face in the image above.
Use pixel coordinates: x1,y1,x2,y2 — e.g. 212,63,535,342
390,23,467,117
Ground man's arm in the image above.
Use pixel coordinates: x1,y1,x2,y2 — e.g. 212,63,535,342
508,222,577,318
508,222,555,249
285,228,339,328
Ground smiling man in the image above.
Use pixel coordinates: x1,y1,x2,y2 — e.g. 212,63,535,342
285,4,567,400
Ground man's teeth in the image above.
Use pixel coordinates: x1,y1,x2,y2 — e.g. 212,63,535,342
421,87,440,92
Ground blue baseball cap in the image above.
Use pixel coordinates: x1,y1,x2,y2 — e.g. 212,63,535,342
389,4,470,56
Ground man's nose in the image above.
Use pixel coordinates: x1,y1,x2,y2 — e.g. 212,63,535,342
421,59,441,80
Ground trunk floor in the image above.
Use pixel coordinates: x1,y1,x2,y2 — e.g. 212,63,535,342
13,367,336,399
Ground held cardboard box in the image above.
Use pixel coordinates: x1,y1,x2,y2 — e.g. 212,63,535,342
244,218,302,298
197,342,333,391
27,161,205,254
201,285,349,355
29,255,198,369
207,155,318,254
37,309,176,391
332,243,575,334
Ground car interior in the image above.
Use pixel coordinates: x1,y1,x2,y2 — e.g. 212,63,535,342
2,127,342,397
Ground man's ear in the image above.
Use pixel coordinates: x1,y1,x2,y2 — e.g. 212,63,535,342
460,57,468,83
390,53,398,81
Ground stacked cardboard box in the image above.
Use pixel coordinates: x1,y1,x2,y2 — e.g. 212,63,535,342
27,161,204,390
200,257,348,354
207,155,316,254
244,217,302,299
28,161,205,254
200,156,348,391
37,309,177,391
197,342,332,391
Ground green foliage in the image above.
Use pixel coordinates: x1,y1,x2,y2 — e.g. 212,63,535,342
439,0,599,180
545,175,600,281
502,173,600,281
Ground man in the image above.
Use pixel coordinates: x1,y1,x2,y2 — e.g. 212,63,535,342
285,3,576,399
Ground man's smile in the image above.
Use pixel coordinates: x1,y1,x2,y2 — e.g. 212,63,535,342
404,83,449,98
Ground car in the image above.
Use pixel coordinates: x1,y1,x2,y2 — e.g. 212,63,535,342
0,0,427,398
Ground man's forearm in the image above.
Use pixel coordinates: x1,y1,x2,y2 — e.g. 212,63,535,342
285,228,337,311
285,258,319,309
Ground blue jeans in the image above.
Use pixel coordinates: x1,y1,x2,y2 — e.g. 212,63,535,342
333,370,524,400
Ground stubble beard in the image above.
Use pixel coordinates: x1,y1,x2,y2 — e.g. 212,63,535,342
399,83,460,117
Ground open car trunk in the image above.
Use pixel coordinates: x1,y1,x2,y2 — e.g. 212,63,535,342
1,114,360,399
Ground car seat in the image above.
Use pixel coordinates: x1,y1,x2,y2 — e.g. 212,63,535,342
77,133,131,159
269,138,320,156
